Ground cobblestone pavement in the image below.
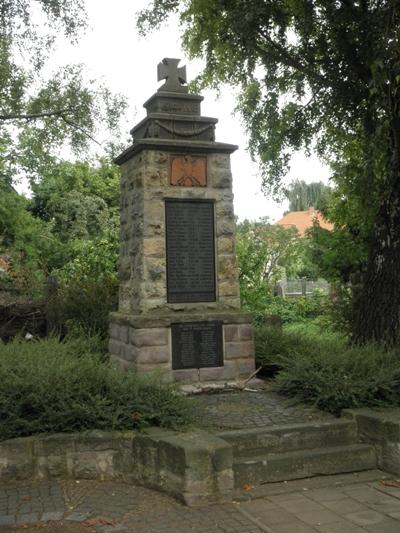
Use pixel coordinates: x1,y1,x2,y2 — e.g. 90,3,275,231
1,471,400,532
191,386,334,431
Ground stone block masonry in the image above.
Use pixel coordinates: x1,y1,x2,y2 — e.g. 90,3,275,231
343,408,400,475
109,312,255,382
109,58,255,382
0,429,234,507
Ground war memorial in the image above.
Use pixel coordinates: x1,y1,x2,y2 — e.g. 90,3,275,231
109,58,255,383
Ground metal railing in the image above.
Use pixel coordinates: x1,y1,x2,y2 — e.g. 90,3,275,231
275,278,330,298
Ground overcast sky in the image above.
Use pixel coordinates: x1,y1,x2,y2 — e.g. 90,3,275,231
27,0,331,222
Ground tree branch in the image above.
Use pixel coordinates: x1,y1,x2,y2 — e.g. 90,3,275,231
0,109,102,146
0,109,71,121
59,115,102,147
256,29,327,87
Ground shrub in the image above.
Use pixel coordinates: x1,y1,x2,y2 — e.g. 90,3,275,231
255,321,345,371
0,337,192,441
245,291,329,327
48,235,119,336
317,283,353,335
274,342,400,415
48,276,118,337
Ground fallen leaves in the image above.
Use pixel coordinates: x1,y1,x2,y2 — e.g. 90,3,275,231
83,517,114,527
379,479,400,488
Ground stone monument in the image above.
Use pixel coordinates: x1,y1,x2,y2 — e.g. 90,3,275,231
109,58,255,382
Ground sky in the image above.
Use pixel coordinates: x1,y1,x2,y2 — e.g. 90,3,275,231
23,0,331,222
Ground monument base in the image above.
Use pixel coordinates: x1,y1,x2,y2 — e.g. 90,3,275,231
109,311,255,383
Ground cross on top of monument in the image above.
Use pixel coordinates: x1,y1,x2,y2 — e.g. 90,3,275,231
157,58,188,93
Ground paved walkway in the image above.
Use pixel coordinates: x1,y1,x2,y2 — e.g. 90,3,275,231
191,386,333,431
1,388,399,532
1,471,400,532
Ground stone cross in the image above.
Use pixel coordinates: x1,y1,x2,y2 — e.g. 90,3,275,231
157,58,188,93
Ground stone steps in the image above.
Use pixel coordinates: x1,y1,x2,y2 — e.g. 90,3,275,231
233,443,377,487
217,420,377,488
218,419,359,456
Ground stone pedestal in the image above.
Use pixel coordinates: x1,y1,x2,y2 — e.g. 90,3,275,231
109,58,255,382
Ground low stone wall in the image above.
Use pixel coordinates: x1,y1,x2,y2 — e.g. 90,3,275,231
0,429,233,507
343,408,400,475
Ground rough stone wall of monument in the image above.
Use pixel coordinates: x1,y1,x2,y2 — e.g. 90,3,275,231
118,153,145,314
120,149,241,315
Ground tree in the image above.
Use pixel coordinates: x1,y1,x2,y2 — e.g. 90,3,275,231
0,181,57,294
29,159,120,242
0,0,126,184
0,158,120,296
237,218,309,287
138,1,400,345
285,180,332,212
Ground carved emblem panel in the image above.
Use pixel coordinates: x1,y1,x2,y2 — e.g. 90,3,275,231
169,155,207,187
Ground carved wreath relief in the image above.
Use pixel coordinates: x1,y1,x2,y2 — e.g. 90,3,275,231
169,155,207,187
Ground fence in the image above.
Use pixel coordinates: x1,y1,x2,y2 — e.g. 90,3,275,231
275,278,330,298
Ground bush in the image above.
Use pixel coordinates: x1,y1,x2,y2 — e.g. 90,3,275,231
317,283,353,335
274,342,400,415
255,321,345,374
48,235,119,336
244,290,328,327
0,337,192,441
48,276,118,337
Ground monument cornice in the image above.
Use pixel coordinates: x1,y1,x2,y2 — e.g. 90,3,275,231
114,139,238,166
143,91,204,110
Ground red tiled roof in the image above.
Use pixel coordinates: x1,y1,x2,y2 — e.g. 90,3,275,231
275,207,334,236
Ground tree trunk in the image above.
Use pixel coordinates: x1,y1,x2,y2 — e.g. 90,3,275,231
353,100,400,345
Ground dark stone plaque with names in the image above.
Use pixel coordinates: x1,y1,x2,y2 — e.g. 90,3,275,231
165,199,216,303
171,321,223,369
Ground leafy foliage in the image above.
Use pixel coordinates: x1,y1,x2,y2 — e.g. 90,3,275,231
236,218,325,323
0,336,192,441
307,225,368,284
50,234,119,335
0,0,126,184
0,182,57,295
285,180,332,212
1,158,120,335
30,159,120,243
237,218,306,288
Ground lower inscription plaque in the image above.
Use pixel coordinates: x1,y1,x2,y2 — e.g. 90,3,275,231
171,321,223,370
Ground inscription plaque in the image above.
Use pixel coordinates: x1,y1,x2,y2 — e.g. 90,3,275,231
171,321,223,369
165,199,216,303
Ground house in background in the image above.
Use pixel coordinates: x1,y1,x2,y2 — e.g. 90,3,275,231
275,207,334,236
